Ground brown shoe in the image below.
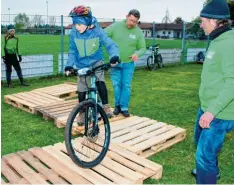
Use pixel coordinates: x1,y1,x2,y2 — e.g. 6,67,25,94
102,104,113,118
76,112,85,126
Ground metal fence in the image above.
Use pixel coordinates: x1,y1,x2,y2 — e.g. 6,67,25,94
1,13,209,80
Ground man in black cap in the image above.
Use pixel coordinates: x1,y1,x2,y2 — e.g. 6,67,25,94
191,0,234,184
2,25,29,87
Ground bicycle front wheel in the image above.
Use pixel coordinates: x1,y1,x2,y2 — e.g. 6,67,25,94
147,56,157,71
65,99,111,168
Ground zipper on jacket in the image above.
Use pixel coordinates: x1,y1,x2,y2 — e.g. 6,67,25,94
84,39,87,57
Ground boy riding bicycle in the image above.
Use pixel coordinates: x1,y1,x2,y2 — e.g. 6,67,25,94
65,5,120,124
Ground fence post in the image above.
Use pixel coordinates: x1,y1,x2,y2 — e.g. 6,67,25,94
152,21,156,46
181,20,186,64
61,15,64,74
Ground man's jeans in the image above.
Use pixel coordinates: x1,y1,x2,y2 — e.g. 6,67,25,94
194,108,234,184
110,62,135,111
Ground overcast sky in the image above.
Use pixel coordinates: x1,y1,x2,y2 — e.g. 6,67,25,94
1,0,205,23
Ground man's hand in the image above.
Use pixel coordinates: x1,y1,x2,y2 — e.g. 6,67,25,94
130,54,139,62
199,111,215,128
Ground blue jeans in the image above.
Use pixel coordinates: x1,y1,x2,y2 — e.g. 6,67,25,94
110,62,135,111
194,108,234,184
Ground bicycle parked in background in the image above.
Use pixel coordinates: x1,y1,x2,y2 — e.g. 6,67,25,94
147,44,164,71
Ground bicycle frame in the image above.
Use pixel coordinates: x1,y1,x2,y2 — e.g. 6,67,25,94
76,63,110,136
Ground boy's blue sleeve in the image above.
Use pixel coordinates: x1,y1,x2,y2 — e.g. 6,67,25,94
99,27,119,58
66,29,76,67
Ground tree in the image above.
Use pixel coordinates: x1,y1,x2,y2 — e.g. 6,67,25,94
31,15,45,27
14,13,30,28
174,17,183,24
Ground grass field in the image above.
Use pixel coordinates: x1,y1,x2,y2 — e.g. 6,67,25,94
1,34,208,55
1,34,208,74
1,63,234,184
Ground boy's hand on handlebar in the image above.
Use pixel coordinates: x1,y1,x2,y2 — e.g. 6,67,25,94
64,66,74,76
110,56,120,67
65,71,71,76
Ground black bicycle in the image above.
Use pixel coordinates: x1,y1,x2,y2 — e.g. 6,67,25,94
147,44,163,71
65,63,111,168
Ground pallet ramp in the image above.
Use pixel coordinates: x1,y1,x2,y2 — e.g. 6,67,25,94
32,83,78,99
100,116,186,158
1,140,162,184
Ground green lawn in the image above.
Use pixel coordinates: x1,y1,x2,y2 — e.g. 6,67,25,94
1,35,207,55
1,34,208,73
1,63,233,184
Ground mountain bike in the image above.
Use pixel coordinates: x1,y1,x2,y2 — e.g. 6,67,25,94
65,63,111,168
147,44,163,71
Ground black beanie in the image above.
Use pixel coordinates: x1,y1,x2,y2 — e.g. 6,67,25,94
200,0,230,19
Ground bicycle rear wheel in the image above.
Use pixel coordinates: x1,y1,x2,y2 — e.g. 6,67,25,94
147,56,157,71
65,99,110,168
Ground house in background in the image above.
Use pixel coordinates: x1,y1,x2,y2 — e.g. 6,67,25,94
64,21,184,39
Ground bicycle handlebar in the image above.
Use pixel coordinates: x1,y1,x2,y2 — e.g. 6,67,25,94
69,63,111,77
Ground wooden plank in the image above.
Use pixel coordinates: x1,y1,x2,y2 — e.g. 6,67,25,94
73,138,144,184
43,145,113,184
14,93,53,105
79,139,155,178
105,142,162,173
112,120,162,141
33,84,69,91
16,91,63,104
124,125,175,146
54,143,133,184
4,95,36,108
3,154,48,184
29,147,91,184
35,99,77,110
32,91,65,102
150,132,186,153
1,159,29,184
26,92,63,103
129,127,186,154
17,150,67,184
109,116,150,133
95,141,163,180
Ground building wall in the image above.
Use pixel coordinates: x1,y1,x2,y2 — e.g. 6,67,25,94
142,29,152,37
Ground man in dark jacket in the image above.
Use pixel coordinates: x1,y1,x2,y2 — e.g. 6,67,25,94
2,25,29,87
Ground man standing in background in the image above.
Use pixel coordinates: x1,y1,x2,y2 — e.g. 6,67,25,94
2,25,29,87
105,9,146,117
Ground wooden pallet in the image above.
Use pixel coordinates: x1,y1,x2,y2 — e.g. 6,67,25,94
1,141,162,184
102,116,186,158
33,83,78,99
34,100,129,132
34,99,78,127
4,92,64,114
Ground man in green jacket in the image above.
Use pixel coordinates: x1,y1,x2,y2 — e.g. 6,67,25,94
191,0,234,184
105,9,146,117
